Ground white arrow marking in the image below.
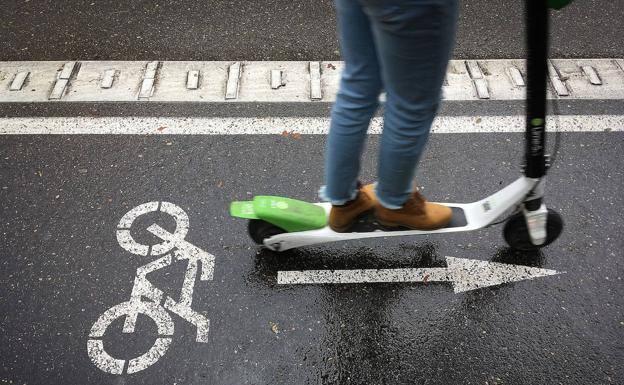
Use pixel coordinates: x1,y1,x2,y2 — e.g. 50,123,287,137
277,257,562,293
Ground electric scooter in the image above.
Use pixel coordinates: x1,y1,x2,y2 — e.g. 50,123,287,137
230,0,565,252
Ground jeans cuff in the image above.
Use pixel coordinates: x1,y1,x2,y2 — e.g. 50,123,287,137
319,185,358,205
375,183,405,210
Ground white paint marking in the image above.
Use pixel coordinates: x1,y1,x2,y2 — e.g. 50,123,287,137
581,65,602,85
59,61,78,79
465,60,484,79
87,301,173,374
271,69,284,89
309,61,322,100
100,69,116,89
49,78,69,100
138,78,155,99
615,59,624,74
127,337,173,374
116,229,150,256
117,201,159,228
466,60,490,99
1,115,622,135
277,256,561,293
86,340,125,375
548,60,570,96
144,61,159,79
225,62,241,99
89,301,174,338
278,268,450,285
186,70,200,90
138,61,159,99
506,66,525,87
49,62,79,99
473,78,490,99
89,202,217,374
9,71,29,91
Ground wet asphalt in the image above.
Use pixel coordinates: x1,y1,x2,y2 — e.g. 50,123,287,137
1,132,623,384
2,0,623,61
2,0,624,384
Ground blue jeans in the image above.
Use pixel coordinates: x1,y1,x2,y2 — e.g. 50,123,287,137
321,0,458,209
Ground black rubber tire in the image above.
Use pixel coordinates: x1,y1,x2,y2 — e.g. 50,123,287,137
247,219,286,245
503,209,564,251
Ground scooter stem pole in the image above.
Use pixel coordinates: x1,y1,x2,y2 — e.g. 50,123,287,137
524,0,549,179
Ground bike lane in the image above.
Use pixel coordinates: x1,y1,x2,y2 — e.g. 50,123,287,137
1,132,623,384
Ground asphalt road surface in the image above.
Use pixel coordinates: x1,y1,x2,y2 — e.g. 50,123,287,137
1,1,624,384
1,131,623,384
2,0,623,61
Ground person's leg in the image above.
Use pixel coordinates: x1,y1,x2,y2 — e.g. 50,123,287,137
362,0,459,209
320,0,383,205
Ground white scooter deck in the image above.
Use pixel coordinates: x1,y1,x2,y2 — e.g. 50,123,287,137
262,177,539,251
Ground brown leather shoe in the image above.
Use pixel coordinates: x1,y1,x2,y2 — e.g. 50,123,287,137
375,190,452,230
329,184,376,232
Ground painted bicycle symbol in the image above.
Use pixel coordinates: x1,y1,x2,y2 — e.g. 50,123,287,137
87,202,215,375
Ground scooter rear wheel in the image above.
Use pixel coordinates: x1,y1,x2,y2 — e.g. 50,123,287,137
503,209,563,251
248,219,286,245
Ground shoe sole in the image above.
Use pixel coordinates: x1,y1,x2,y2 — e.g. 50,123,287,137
329,208,375,233
376,217,453,231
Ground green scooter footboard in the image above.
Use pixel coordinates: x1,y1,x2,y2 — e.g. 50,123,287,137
230,196,327,232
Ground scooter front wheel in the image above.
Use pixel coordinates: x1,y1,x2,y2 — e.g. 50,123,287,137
248,219,286,245
503,209,563,251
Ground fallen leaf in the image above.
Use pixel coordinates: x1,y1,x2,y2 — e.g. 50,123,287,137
423,274,430,284
327,63,336,70
157,126,167,132
475,117,482,124
217,181,224,188
37,170,43,177
291,132,301,140
281,130,290,137
269,321,279,334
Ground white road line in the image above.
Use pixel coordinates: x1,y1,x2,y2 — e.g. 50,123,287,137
277,256,562,293
0,115,622,135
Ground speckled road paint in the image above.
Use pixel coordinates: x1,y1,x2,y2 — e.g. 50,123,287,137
0,115,623,135
88,202,216,374
277,256,561,293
